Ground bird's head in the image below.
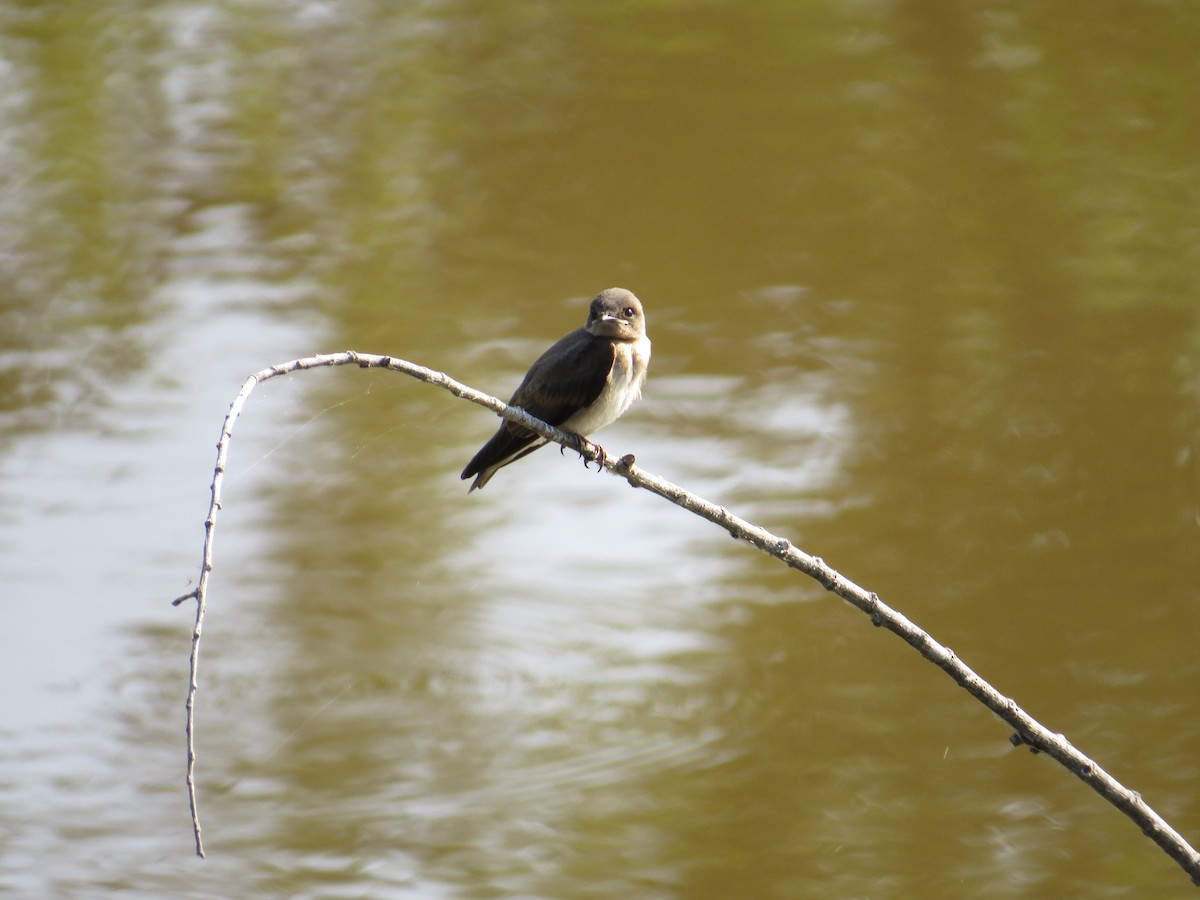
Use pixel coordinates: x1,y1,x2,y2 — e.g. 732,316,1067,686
586,288,646,341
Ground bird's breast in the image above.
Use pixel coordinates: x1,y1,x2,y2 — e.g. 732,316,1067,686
560,337,650,436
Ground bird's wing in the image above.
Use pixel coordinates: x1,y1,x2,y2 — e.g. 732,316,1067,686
510,329,614,426
460,331,614,481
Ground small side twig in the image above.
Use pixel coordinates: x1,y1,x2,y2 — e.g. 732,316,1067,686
173,352,1200,888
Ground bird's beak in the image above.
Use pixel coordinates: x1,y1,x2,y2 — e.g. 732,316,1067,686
590,313,630,338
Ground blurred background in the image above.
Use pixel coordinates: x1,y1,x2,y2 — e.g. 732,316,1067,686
1,1,1198,896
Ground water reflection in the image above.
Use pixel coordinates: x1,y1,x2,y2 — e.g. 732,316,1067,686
2,1,1199,896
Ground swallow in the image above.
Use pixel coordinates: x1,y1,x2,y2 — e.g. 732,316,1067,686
462,288,651,492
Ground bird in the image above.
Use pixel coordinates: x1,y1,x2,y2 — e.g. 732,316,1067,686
461,287,651,492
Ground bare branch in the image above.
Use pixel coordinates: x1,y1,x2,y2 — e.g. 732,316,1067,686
174,351,1200,886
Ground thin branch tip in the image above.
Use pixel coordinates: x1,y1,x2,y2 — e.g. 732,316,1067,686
172,589,199,607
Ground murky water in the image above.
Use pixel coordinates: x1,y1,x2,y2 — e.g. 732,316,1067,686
2,2,1198,896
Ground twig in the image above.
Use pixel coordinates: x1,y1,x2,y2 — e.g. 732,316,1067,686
174,352,1200,886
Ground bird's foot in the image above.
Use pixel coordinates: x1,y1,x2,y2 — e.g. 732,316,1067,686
589,441,607,473
561,433,606,471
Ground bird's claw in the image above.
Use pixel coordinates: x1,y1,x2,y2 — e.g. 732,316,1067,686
562,433,606,472
588,442,607,473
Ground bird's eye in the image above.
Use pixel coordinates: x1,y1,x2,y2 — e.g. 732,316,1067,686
623,307,635,317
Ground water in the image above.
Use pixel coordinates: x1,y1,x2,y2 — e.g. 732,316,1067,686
1,1,1198,896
